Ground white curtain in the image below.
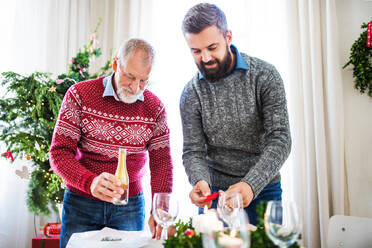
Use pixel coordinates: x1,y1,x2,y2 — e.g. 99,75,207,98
0,1,91,247
0,1,146,247
0,157,36,248
284,0,345,247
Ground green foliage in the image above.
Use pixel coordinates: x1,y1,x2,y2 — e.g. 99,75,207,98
0,19,112,216
164,202,301,247
343,22,372,97
164,219,203,248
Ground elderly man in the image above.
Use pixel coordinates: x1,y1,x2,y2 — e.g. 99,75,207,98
180,3,291,225
50,39,173,247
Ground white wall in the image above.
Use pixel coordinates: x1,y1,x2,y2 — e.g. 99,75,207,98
336,0,372,218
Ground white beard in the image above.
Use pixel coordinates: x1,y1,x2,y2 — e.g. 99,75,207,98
117,86,144,104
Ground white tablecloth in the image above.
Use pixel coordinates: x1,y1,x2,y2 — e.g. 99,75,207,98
66,227,163,248
141,239,163,248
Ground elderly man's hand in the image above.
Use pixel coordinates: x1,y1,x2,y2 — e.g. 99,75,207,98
149,213,177,240
189,180,212,208
90,172,124,203
225,182,254,207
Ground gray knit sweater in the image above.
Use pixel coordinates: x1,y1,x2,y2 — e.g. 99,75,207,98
180,52,291,197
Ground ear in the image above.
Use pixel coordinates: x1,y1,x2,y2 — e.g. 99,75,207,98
112,57,118,72
225,30,233,46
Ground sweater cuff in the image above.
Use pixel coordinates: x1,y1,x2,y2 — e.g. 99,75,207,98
242,168,267,199
190,174,211,187
83,174,97,195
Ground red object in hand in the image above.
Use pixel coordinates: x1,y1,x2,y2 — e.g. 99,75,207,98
1,152,14,162
43,223,61,236
203,191,220,203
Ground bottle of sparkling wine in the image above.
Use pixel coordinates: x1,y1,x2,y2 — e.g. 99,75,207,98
113,148,129,205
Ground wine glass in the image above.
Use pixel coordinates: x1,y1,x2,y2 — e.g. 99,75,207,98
152,192,179,240
264,201,300,248
217,192,243,228
203,209,250,248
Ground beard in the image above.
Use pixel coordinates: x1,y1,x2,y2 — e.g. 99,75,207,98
197,45,233,82
117,86,144,104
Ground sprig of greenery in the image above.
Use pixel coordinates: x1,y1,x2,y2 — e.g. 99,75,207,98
164,219,203,248
343,22,372,97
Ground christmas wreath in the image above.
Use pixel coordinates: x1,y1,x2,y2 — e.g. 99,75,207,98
343,21,372,97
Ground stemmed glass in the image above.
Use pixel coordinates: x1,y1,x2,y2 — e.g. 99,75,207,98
219,209,251,248
217,192,244,228
204,208,250,248
264,201,300,248
152,192,179,240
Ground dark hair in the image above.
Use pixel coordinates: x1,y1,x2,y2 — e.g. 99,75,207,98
182,3,228,36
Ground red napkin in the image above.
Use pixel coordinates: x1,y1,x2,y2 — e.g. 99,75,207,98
203,192,220,203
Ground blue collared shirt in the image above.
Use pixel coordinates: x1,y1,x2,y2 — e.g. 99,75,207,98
198,44,250,80
102,74,144,102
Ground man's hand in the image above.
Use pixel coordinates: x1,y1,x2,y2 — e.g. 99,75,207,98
90,172,124,203
149,213,162,240
189,180,211,208
149,213,176,240
225,182,254,207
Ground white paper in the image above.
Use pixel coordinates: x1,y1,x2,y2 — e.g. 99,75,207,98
66,227,152,248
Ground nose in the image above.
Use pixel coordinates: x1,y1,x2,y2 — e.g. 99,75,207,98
201,50,212,63
128,80,140,94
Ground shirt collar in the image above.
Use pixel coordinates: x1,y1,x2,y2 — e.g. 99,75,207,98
102,74,144,102
198,44,250,80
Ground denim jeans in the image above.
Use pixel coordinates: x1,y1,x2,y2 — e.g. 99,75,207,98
199,182,282,225
60,188,145,248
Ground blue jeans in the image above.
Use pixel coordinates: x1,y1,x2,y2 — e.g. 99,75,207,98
60,189,145,248
199,182,282,225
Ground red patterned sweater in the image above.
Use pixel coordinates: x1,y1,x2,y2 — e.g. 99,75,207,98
50,76,173,200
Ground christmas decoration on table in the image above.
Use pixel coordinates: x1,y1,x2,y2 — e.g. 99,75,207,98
0,18,112,216
164,218,203,248
163,201,301,248
196,206,250,248
343,21,372,97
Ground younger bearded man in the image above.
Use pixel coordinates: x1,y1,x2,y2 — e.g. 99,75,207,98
180,3,291,225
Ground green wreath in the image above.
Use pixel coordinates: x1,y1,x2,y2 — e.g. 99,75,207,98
343,22,372,97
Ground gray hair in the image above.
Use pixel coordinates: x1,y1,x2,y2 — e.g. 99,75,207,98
182,3,228,36
116,38,155,66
